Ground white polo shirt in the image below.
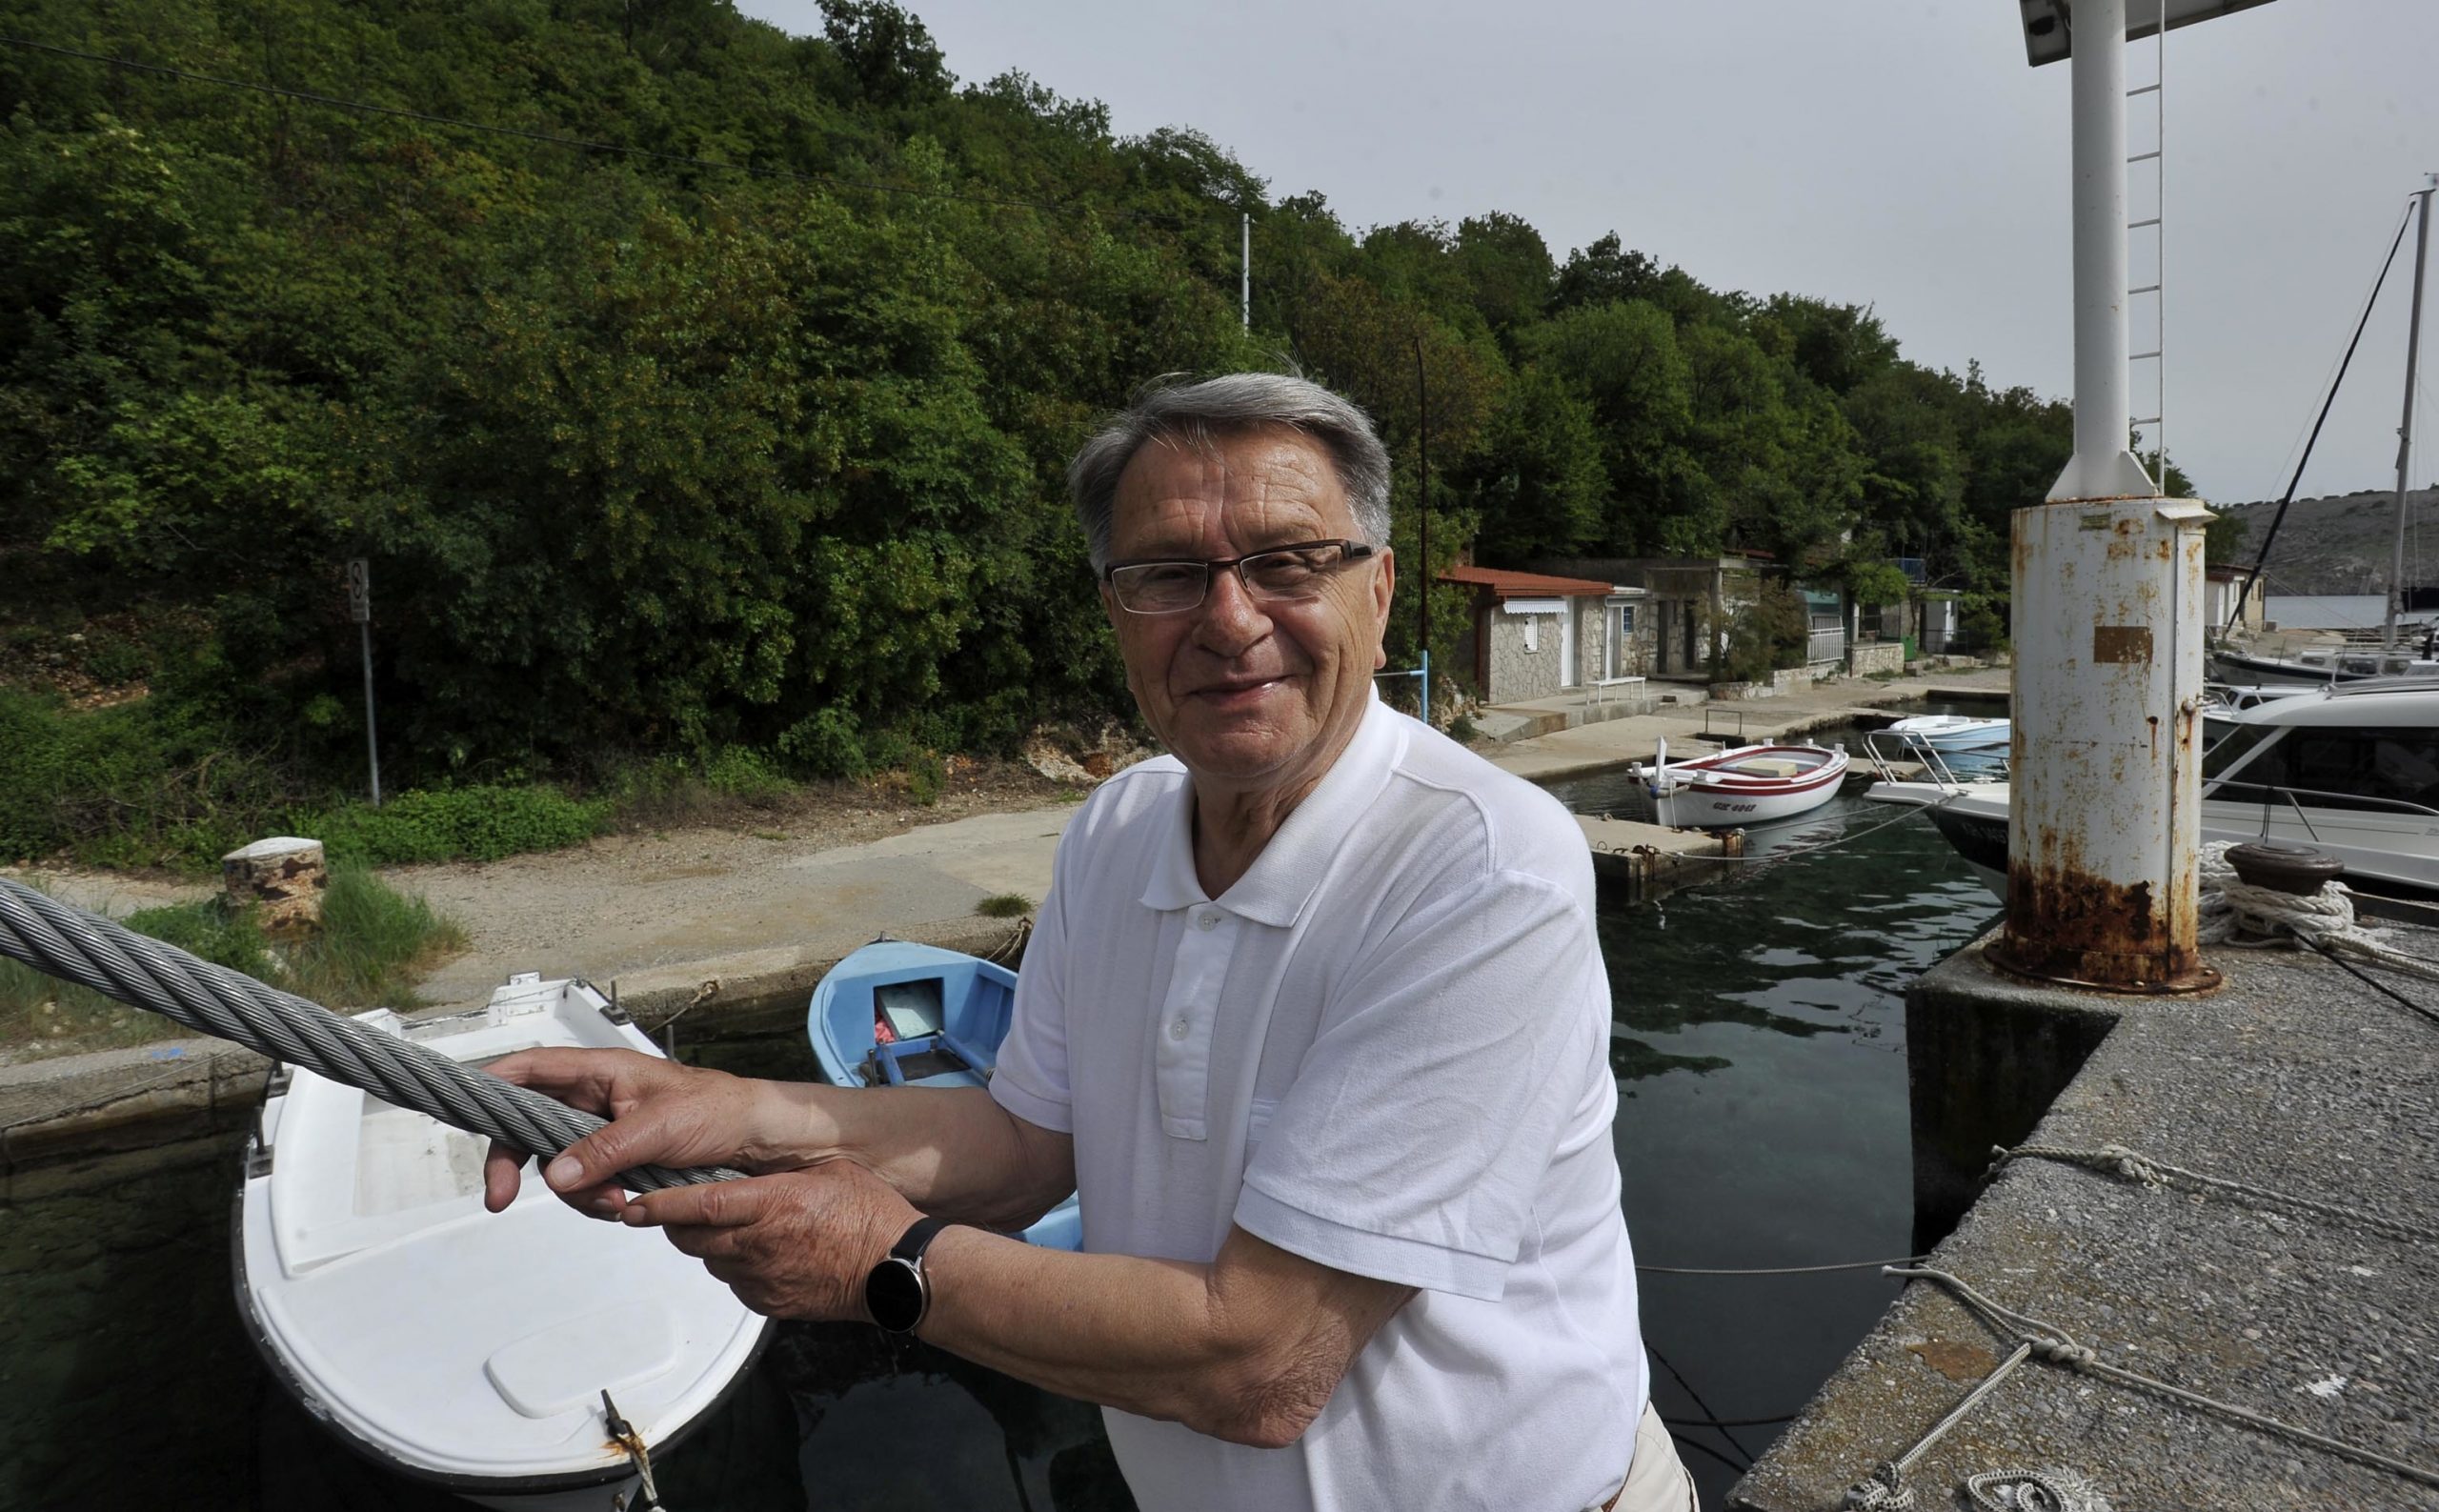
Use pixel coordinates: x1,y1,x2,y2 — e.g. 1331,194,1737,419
992,692,1646,1512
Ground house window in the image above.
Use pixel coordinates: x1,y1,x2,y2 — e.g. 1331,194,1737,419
1504,597,1563,656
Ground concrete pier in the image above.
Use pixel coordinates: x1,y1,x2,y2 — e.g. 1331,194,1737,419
1732,923,2439,1510
1576,815,1745,901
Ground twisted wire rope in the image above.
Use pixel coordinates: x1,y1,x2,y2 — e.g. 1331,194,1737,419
0,877,737,1193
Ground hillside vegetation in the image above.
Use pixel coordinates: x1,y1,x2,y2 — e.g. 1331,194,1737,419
4,0,2105,865
2212,488,2439,596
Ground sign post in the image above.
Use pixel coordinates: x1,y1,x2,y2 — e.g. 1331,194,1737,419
347,558,382,808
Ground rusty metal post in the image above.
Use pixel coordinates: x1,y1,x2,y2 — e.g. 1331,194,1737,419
1990,0,2216,993
1989,498,2218,991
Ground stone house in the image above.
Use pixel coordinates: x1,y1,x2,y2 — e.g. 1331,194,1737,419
1440,565,1649,703
1524,555,1769,679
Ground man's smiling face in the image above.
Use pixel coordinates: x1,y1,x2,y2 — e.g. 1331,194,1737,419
1100,424,1394,799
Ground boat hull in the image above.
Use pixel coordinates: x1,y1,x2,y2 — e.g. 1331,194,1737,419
1902,785,2439,905
235,977,772,1507
1885,715,2011,751
810,940,1083,1251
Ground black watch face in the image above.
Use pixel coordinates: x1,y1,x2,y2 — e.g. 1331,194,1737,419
867,1259,926,1332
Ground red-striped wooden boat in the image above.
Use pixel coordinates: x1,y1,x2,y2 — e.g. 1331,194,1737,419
1630,737,1849,829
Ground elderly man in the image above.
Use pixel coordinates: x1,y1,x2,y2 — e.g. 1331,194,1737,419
483,373,1689,1512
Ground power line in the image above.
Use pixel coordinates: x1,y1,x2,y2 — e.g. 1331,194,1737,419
0,33,1213,226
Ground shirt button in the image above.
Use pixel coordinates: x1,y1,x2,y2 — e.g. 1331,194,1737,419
1169,1015,1190,1040
1196,911,1220,931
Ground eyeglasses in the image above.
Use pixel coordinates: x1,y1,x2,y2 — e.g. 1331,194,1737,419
1102,539,1377,615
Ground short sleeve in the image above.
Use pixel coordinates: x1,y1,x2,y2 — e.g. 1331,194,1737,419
1234,869,1605,1301
990,854,1077,1136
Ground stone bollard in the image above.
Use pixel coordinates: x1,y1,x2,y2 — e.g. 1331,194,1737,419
222,837,328,935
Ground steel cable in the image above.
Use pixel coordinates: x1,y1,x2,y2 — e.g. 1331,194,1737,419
0,877,738,1193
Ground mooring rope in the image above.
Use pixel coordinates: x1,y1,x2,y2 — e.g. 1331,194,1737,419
1840,1264,2439,1504
0,877,739,1193
1990,1140,2439,1246
1638,1254,1926,1276
1588,793,1945,867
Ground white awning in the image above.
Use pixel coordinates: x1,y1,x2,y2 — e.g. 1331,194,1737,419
1502,597,1566,616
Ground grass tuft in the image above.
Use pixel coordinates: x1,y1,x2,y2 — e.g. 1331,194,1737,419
0,865,465,1058
286,863,469,1007
975,893,1033,918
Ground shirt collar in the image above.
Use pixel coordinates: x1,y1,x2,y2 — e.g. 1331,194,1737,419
1137,687,1407,927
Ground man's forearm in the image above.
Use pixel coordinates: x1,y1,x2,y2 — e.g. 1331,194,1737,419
917,1227,1282,1444
914,1224,1413,1449
754,1080,1072,1232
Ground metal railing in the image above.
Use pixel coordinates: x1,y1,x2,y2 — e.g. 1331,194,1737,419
1860,729,2012,789
1373,648,1430,726
2201,778,2439,821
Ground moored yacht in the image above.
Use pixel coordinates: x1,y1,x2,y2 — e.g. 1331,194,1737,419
1866,679,2439,902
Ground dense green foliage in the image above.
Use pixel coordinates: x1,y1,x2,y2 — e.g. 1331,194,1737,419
0,0,2147,864
298,783,607,864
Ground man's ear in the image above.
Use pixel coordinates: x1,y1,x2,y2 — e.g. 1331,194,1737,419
1371,548,1397,666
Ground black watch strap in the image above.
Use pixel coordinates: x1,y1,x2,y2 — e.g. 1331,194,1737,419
890,1215,954,1264
867,1216,958,1334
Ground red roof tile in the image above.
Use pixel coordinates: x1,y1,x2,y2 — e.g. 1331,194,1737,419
1438,564,1619,598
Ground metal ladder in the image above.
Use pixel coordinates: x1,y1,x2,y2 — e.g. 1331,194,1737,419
2127,0,2168,494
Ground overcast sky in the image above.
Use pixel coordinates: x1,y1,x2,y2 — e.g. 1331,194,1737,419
738,0,2436,506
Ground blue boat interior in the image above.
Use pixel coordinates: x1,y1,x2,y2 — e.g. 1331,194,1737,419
814,947,1018,1091
808,942,1083,1251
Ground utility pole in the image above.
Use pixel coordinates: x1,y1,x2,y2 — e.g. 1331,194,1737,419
1415,333,1431,728
347,558,382,808
1240,212,1251,333
2384,178,2431,656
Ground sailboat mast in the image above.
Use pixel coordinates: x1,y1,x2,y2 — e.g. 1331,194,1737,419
2387,180,2432,656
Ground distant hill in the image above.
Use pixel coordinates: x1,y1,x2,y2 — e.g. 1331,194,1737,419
2211,487,2439,595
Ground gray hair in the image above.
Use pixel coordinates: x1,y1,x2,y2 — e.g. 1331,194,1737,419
1066,373,1394,571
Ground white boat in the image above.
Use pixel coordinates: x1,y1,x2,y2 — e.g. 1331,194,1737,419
1868,679,2439,903
1885,713,2011,751
236,974,773,1510
2208,635,2439,688
1629,737,1849,829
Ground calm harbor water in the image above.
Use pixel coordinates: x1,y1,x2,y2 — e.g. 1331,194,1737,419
0,721,1999,1511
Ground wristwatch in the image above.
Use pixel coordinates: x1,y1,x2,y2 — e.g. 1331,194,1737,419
865,1216,956,1334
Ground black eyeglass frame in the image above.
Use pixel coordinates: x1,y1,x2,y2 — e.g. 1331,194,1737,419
1099,539,1379,615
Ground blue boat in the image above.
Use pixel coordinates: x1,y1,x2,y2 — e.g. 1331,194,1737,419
807,939,1082,1251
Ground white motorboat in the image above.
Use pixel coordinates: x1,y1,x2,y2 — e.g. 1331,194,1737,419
1867,679,2439,903
236,974,773,1510
1885,713,2011,751
1630,737,1849,829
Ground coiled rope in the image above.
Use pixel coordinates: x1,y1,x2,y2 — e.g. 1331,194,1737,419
2195,841,2439,985
1838,1264,2439,1508
0,877,739,1193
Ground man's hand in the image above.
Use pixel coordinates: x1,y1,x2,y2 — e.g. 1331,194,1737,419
480,1047,792,1218
616,1161,921,1320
